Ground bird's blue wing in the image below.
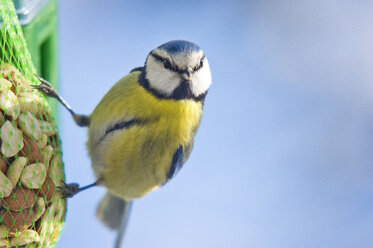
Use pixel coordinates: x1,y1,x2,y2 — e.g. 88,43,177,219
166,146,184,181
130,67,143,73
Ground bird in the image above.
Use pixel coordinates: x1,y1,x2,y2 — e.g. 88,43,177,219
34,40,212,247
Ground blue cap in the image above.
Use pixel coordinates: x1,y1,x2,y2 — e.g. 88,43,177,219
157,40,202,55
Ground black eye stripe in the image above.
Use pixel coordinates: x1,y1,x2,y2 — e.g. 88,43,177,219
151,53,179,72
193,55,206,72
151,53,168,63
150,53,205,74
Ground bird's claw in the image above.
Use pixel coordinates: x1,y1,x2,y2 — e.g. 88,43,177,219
32,74,58,98
57,181,81,198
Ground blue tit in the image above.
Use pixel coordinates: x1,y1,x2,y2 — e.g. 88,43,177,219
35,40,212,247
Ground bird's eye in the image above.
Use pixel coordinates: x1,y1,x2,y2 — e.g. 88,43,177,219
163,59,172,70
194,57,205,72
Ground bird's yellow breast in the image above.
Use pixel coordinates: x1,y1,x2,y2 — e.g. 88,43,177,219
87,71,203,200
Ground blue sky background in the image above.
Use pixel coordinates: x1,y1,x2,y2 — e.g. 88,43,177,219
56,1,373,247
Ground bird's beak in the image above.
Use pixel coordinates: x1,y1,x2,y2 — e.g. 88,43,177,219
181,68,193,81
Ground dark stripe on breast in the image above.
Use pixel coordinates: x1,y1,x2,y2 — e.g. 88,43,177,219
166,146,184,182
105,119,141,135
97,119,142,145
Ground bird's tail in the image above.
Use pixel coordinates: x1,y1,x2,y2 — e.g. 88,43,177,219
97,192,133,248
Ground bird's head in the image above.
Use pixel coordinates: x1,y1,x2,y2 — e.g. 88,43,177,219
141,40,212,101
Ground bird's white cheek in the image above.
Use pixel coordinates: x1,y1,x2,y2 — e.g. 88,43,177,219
145,59,180,96
191,66,212,97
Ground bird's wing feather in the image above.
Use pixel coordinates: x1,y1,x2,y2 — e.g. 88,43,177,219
165,116,200,182
130,66,144,73
166,146,184,181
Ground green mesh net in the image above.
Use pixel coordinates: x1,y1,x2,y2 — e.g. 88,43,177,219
0,0,66,247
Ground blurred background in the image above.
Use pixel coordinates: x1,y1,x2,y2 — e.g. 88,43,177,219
53,0,373,247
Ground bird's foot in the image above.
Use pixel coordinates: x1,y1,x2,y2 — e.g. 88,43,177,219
58,180,99,198
58,181,82,198
32,75,59,99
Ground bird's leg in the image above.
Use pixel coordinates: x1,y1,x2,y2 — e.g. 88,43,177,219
58,180,100,198
33,75,90,127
